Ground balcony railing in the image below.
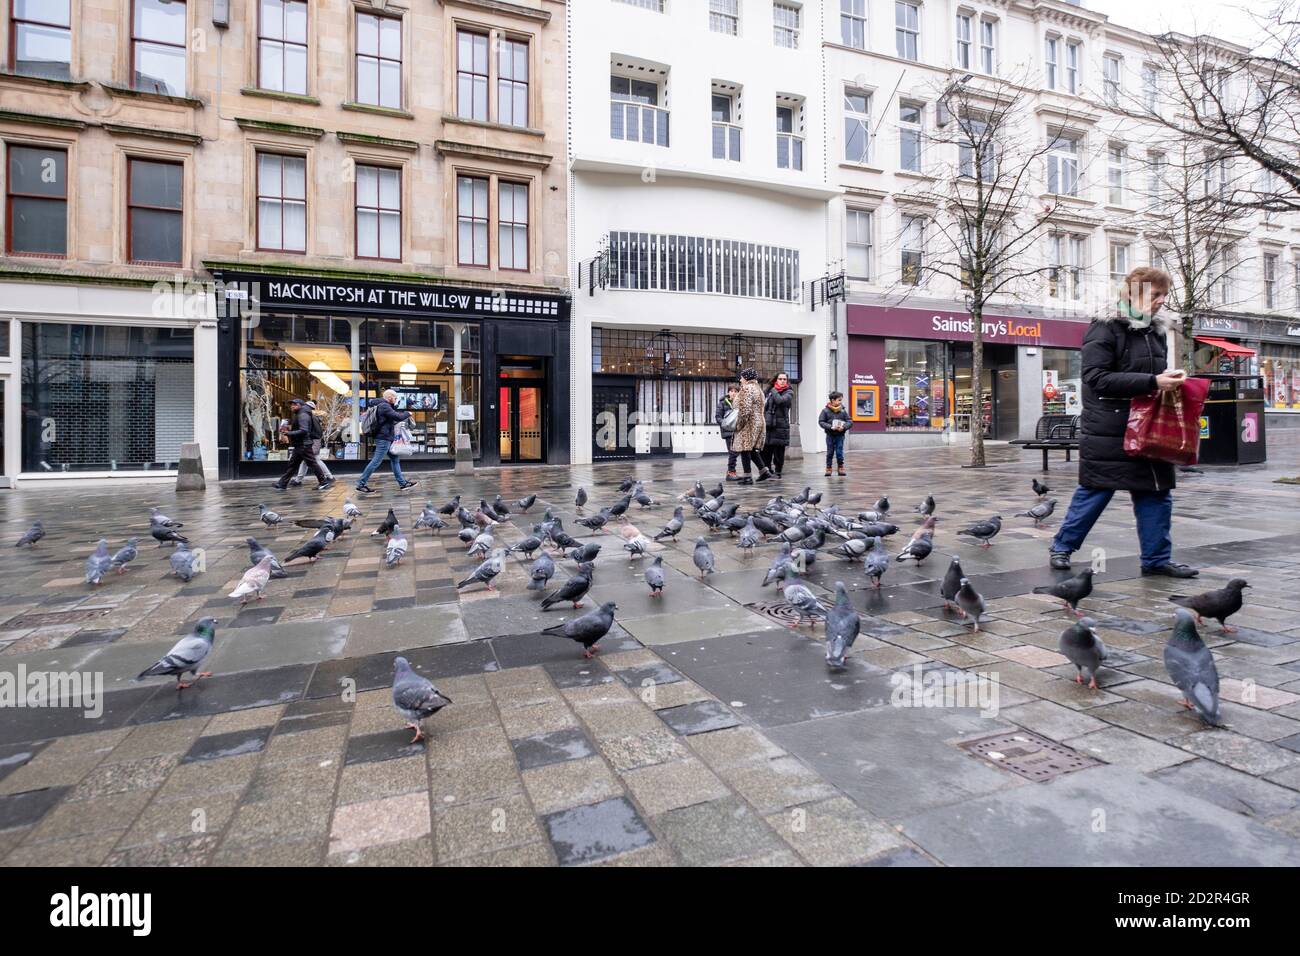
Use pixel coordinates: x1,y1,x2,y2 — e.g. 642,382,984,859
777,133,804,170
611,102,670,147
712,122,741,162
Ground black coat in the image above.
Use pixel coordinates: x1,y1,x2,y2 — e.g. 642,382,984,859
715,396,737,439
371,400,411,442
1078,315,1175,492
763,388,794,448
285,406,314,448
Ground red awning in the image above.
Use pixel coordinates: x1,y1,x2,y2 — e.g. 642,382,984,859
1195,336,1256,357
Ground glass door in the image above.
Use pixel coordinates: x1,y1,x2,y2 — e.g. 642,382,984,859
499,386,513,460
499,383,544,463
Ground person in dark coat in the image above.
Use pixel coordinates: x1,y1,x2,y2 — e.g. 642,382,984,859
356,389,418,494
274,399,333,491
761,372,794,479
818,392,853,476
715,384,741,480
289,400,334,486
1049,267,1196,578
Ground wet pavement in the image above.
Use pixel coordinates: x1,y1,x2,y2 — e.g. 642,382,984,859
3,437,1300,866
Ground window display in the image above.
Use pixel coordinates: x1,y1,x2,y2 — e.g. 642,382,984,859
1041,347,1082,416
884,339,945,430
1261,343,1300,409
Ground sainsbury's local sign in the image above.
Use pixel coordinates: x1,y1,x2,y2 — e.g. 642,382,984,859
847,305,1088,349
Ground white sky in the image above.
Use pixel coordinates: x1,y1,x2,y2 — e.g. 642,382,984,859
1083,0,1266,48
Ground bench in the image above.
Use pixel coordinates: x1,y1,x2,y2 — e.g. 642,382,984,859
1010,415,1080,471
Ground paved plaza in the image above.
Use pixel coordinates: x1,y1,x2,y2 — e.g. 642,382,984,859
3,438,1300,867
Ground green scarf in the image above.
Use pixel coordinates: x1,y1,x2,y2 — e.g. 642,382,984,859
1118,299,1153,329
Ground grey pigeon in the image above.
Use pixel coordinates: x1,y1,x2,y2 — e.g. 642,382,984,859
515,494,538,513
541,562,594,610
634,491,654,509
763,544,796,587
830,538,869,561
468,530,495,557
437,495,461,516
1059,617,1108,689
85,539,112,586
575,487,588,509
1034,568,1096,615
527,551,556,592
693,537,715,577
457,548,504,591
825,582,861,667
858,521,898,538
863,537,890,588
956,577,985,630
623,535,652,560
543,601,617,658
15,521,44,547
914,495,936,516
576,509,609,533
957,515,1002,547
150,507,183,529
645,555,665,597
413,503,446,534
566,542,601,564
110,538,139,573
170,542,200,581
1032,478,1050,498
783,576,826,628
373,508,398,538
506,535,543,558
137,618,215,689
343,499,363,519
737,518,761,552
457,528,477,545
895,533,933,563
392,656,452,743
654,507,686,542
385,527,408,568
873,496,890,516
230,556,274,604
285,528,331,563
492,495,512,518
259,504,283,527
940,556,963,609
1015,499,1058,527
1164,608,1221,725
150,521,188,546
247,537,287,578
1168,579,1250,634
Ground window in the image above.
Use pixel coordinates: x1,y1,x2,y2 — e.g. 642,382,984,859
709,0,739,35
132,0,187,96
774,3,800,48
957,116,993,182
1202,152,1228,197
257,0,307,95
1103,54,1121,106
453,30,488,121
956,15,972,70
1048,233,1084,300
847,209,873,279
1142,64,1159,113
1107,144,1125,205
11,0,71,79
456,175,489,267
884,340,945,430
127,158,183,264
844,89,871,163
777,104,803,170
711,91,741,162
6,145,67,256
610,74,669,147
1108,242,1129,286
356,12,401,109
841,0,866,50
498,182,529,271
900,215,924,285
355,164,400,260
256,153,306,253
1065,40,1080,94
1047,133,1078,196
498,37,529,128
615,0,664,9
1209,245,1234,305
979,19,995,75
895,2,919,61
1147,151,1167,205
1294,260,1300,307
899,101,922,172
1264,253,1278,309
605,231,801,302
1044,37,1057,90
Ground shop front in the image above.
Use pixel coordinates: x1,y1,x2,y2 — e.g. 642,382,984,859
211,269,570,479
845,304,1088,444
1260,322,1300,428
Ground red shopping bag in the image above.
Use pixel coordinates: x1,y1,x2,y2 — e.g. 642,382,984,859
1123,376,1211,465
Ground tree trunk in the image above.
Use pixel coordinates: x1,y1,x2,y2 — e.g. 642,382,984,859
970,304,986,467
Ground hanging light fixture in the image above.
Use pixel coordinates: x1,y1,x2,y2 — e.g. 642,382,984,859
726,333,748,371
645,329,686,376
400,361,418,386
308,361,350,395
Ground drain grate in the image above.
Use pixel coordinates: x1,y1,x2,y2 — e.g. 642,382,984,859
959,730,1102,782
5,608,112,628
747,601,829,627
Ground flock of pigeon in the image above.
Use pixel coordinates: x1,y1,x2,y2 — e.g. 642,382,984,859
9,471,1250,742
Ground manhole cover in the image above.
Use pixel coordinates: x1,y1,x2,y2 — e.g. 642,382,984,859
959,731,1102,782
748,601,828,626
5,608,112,628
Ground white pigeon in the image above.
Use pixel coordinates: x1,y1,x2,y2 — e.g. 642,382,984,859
229,555,274,605
385,527,409,568
343,499,363,519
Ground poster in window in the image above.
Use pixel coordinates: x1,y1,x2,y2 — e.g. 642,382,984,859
851,384,880,422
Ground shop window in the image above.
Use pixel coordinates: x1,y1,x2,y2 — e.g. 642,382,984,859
1041,347,1082,416
1262,345,1300,409
884,339,945,430
6,144,67,256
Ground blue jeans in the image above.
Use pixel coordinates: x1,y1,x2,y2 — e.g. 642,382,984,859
1051,486,1173,569
356,439,406,488
825,432,845,468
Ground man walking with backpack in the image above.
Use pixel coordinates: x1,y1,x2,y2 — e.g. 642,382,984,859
356,389,418,494
288,400,334,487
274,398,334,491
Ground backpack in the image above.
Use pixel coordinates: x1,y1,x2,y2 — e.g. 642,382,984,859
360,404,380,436
308,413,323,441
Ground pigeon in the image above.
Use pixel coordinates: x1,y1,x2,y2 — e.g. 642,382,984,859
873,496,890,517
527,551,556,592
492,495,512,518
515,494,538,513
457,549,504,591
825,582,861,667
246,537,288,578
414,504,446,534
467,531,495,558
541,562,595,610
645,555,666,597
693,537,715,577
297,516,351,539
457,528,477,545
634,491,654,509
567,543,602,564
543,601,617,658
372,508,399,538
830,538,870,561
574,487,588,509
912,515,938,538
85,539,112,586
456,507,476,529
137,618,216,689
940,556,963,609
618,478,638,493
956,578,985,630
618,523,643,542
385,528,408,568
607,496,632,521
259,505,283,527
110,537,139,573
170,542,200,581
392,656,452,743
551,530,579,552
654,507,686,542
285,528,332,563
863,537,891,588
792,486,813,506
343,499,363,519
777,523,809,545
783,576,826,628
623,535,653,560
751,514,780,537
1164,607,1221,725
858,521,899,539
737,518,762,552
763,544,796,587
914,495,936,517
576,510,609,533
895,534,933,564
438,495,462,516
958,516,1002,547
15,521,44,547
1034,568,1096,615
230,555,274,604
507,536,544,558
1032,478,1051,498
150,507,183,529
1016,499,1058,527
150,521,188,546
1059,617,1108,690
1168,579,1250,634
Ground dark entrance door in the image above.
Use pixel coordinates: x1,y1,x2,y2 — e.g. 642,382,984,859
592,376,636,460
498,356,546,464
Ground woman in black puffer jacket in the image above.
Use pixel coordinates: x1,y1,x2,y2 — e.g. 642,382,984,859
1049,267,1198,578
760,372,794,479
